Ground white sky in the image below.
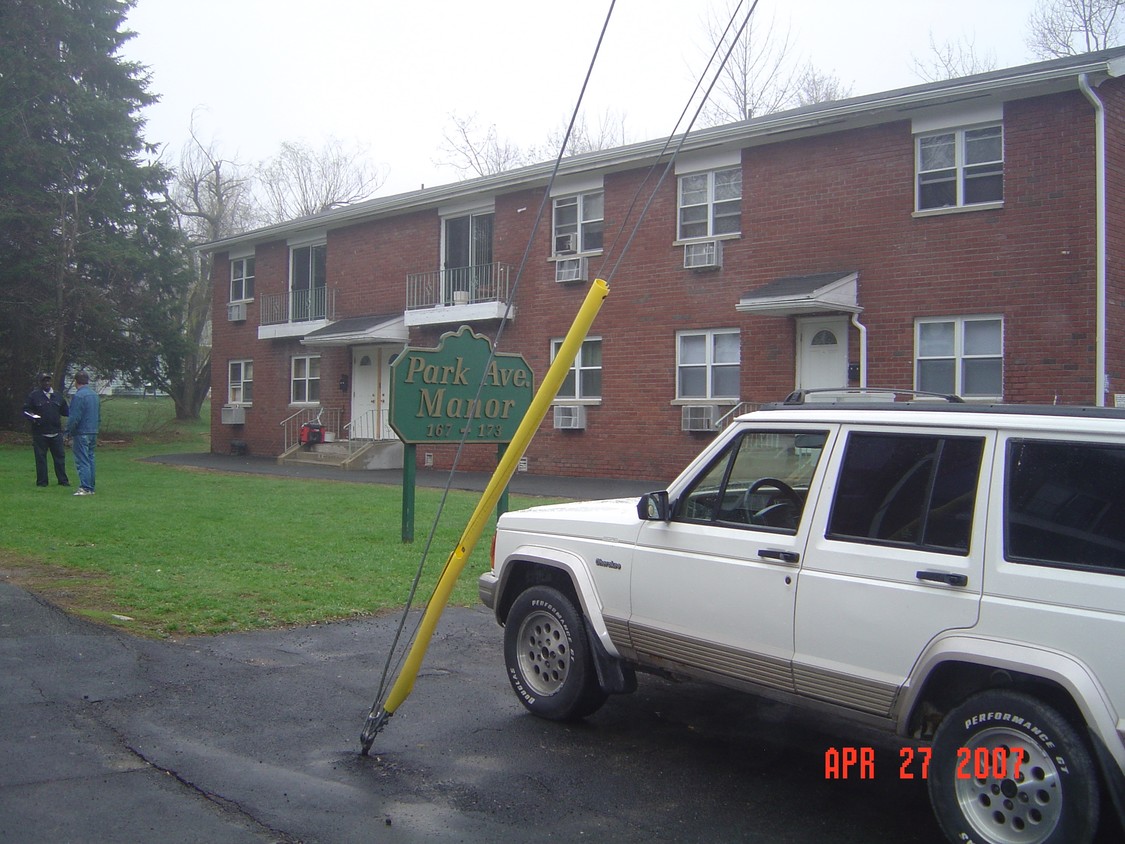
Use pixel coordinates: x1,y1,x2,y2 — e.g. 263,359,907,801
122,0,1043,197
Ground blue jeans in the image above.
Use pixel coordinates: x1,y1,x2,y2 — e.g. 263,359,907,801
72,433,97,492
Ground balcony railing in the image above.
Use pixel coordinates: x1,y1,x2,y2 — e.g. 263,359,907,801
260,287,337,326
406,262,512,310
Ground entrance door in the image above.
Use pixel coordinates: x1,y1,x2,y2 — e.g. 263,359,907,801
350,345,392,439
797,317,848,390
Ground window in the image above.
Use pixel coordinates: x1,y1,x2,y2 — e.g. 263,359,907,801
1006,440,1125,575
916,317,1002,398
828,433,984,554
553,192,604,255
443,210,494,303
678,167,741,240
290,244,326,320
916,125,1003,211
230,257,254,302
677,430,828,531
677,330,740,400
291,355,320,404
551,338,602,400
228,360,253,405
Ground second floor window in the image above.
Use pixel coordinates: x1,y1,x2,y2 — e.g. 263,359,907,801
290,244,326,320
291,355,320,404
677,329,740,400
230,257,254,302
551,337,603,400
916,316,1003,398
678,167,742,240
228,360,253,405
916,125,1003,211
553,192,604,255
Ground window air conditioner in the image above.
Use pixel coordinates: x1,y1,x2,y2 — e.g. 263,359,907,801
555,257,588,283
553,405,587,430
227,301,248,322
555,233,577,254
681,404,717,432
683,240,723,271
221,405,246,425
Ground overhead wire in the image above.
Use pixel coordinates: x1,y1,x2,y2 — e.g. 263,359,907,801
364,0,760,721
367,0,620,709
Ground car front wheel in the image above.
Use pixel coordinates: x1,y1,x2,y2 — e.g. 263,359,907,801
503,585,607,721
928,689,1100,844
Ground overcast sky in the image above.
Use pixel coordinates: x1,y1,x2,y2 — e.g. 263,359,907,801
121,0,1044,197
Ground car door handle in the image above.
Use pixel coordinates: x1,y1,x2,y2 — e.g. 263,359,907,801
916,570,968,587
759,549,800,563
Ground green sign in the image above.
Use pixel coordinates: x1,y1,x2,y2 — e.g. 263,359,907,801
389,326,534,444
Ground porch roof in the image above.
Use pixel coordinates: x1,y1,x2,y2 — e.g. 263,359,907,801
736,271,860,316
299,313,407,347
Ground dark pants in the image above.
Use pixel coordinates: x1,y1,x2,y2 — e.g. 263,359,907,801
32,433,69,486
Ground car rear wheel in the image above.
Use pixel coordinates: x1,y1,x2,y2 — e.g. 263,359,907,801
504,585,607,721
928,689,1099,844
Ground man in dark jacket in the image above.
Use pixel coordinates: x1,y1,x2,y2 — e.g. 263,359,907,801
23,373,70,487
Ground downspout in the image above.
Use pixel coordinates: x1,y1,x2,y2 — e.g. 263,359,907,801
1078,73,1107,406
850,312,868,388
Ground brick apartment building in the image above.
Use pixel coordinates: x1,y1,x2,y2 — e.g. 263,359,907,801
204,48,1125,483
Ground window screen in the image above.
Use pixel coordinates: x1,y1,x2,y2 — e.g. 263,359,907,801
828,433,984,554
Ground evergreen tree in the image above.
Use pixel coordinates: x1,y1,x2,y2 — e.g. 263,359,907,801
0,0,189,424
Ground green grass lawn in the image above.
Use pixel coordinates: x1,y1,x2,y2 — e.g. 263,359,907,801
1,397,558,637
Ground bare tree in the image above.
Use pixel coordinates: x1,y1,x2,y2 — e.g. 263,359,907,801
161,122,258,419
912,32,999,82
546,109,632,157
1027,0,1123,57
794,62,853,106
696,3,850,126
436,112,535,179
258,137,385,223
699,4,798,125
171,120,258,244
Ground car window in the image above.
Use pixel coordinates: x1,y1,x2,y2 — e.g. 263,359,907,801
1006,439,1125,575
827,433,984,554
676,430,827,532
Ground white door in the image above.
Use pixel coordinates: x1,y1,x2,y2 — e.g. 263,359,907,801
797,317,848,390
351,346,391,439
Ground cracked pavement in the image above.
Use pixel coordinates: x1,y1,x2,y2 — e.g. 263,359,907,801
1,577,952,843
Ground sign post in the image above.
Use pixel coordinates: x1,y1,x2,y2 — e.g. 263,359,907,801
389,326,534,542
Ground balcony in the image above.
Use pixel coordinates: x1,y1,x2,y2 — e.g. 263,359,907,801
258,287,338,340
405,262,514,327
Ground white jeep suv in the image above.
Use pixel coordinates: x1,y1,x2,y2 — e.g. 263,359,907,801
479,394,1125,844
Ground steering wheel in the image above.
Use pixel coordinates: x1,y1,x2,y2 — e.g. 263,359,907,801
741,478,803,527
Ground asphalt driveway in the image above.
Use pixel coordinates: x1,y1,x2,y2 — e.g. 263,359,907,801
0,573,955,844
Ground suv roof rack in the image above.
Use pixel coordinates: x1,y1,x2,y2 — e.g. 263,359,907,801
781,387,964,404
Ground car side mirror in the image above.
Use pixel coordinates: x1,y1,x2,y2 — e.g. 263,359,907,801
637,490,671,522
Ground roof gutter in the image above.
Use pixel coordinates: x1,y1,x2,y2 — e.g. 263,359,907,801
1078,73,1107,406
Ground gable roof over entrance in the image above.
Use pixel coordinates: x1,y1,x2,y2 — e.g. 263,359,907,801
299,314,407,347
736,271,860,316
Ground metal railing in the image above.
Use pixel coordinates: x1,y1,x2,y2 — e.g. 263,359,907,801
715,401,761,430
406,262,512,310
260,287,338,326
344,409,397,460
279,407,342,452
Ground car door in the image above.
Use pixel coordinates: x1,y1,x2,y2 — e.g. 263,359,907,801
628,425,835,693
793,425,992,716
